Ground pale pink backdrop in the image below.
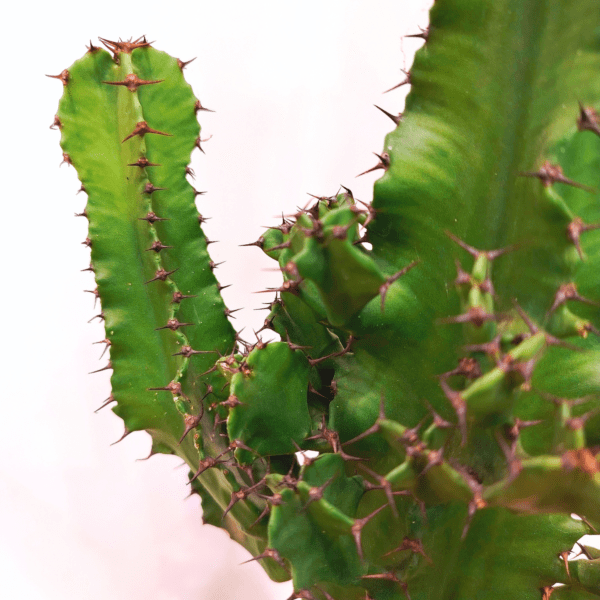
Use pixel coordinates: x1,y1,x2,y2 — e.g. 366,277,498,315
3,0,596,598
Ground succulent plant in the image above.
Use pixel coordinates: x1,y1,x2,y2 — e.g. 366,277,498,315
49,1,600,598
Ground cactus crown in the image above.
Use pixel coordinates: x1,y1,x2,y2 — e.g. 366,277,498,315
50,2,600,599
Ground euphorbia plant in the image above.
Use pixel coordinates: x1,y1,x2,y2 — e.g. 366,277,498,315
49,1,600,598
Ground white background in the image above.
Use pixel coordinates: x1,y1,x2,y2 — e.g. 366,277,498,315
4,1,432,599
3,1,597,599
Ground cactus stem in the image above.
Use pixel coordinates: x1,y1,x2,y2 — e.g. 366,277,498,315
46,70,69,85
356,152,390,177
122,120,172,143
383,69,411,94
103,73,164,92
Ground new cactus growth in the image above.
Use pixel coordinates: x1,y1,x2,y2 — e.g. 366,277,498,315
49,1,600,597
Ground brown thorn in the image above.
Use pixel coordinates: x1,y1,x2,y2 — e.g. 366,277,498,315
49,115,62,130
548,281,599,314
383,536,433,564
110,428,131,446
139,212,169,223
445,230,516,261
195,99,214,113
577,103,600,137
356,152,390,178
374,105,402,125
95,395,116,413
128,156,161,168
380,260,420,312
439,378,467,446
519,160,596,193
406,26,429,41
179,412,203,444
171,291,197,303
178,57,196,70
145,267,178,284
46,70,69,86
145,240,172,253
155,318,194,331
103,73,163,92
351,504,389,561
384,69,411,93
89,361,112,374
122,121,172,143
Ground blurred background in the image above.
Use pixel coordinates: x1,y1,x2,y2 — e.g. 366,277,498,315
4,1,432,598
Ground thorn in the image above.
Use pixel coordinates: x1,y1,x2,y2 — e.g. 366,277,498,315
93,338,111,359
300,473,339,512
357,463,403,519
383,536,432,564
77,184,87,195
46,70,69,86
60,153,72,167
88,311,104,323
217,283,232,292
577,103,600,137
143,182,166,194
171,291,197,303
188,456,225,483
50,115,62,130
139,212,168,224
155,318,194,331
82,237,92,248
128,156,161,168
103,73,163,92
357,152,390,177
307,335,355,367
198,213,211,224
98,36,152,58
439,378,467,446
384,69,411,93
567,217,600,259
110,428,131,446
221,478,267,521
74,210,87,218
86,40,100,53
519,160,596,193
172,345,216,357
179,412,203,444
145,268,178,284
122,121,172,143
224,307,242,318
195,99,214,113
445,230,516,261
193,187,208,198
145,240,172,253
548,282,599,314
194,135,212,153
240,237,265,249
406,26,429,41
352,504,389,561
463,334,502,359
186,167,195,178
177,57,196,70
305,414,364,461
205,238,218,245
442,357,482,380
148,380,183,395
95,395,116,412
439,305,500,328
343,394,387,446
209,261,223,271
264,240,292,253
380,260,420,311
239,548,286,570
285,331,312,352
374,105,403,125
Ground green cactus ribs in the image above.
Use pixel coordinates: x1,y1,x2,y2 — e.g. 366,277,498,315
49,1,600,597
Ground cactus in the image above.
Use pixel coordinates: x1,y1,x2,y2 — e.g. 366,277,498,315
48,0,600,598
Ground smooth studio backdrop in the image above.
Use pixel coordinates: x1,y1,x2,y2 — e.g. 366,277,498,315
3,1,433,599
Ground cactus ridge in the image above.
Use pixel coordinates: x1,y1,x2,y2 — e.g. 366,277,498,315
50,2,600,597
